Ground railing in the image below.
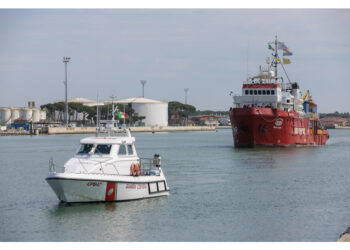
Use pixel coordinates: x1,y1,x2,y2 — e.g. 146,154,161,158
139,158,162,176
48,157,65,174
48,156,162,176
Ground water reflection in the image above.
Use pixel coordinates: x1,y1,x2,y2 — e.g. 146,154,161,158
46,197,167,241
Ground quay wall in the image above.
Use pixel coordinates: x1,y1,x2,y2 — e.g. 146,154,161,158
47,126,217,135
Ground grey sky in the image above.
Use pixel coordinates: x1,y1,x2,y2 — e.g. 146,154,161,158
0,9,349,112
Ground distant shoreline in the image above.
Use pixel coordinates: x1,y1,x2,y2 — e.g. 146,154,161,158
0,125,226,136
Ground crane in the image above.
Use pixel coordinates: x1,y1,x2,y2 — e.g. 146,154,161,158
302,90,309,101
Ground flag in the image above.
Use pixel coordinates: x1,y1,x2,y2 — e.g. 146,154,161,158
277,41,288,50
268,44,275,51
118,112,128,119
282,58,291,64
283,49,293,56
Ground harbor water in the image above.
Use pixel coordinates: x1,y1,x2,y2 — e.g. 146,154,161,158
0,129,350,241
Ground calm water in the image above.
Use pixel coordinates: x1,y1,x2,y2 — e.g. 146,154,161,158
0,129,350,241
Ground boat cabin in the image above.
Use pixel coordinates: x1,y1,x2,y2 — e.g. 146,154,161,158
76,136,137,158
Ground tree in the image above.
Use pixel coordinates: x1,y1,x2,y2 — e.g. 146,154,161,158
168,101,196,117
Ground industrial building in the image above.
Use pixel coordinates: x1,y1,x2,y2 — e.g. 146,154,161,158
116,97,168,127
0,103,46,126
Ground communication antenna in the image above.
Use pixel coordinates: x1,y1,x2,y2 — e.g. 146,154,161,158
63,56,71,127
140,80,147,97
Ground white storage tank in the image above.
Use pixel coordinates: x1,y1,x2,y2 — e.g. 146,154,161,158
0,108,12,125
20,108,33,121
40,110,47,121
11,108,20,122
117,97,168,126
32,108,41,122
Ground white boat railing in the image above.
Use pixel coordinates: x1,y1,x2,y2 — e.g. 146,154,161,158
139,158,162,176
49,156,162,176
48,157,65,174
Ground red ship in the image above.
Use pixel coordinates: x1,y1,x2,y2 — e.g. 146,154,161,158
229,37,329,147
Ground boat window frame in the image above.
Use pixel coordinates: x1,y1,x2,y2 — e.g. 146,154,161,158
94,144,112,155
127,144,134,155
118,144,127,156
77,143,94,154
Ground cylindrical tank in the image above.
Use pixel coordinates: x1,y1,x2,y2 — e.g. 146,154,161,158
11,108,20,122
19,108,33,121
0,108,12,125
32,108,41,122
132,102,168,126
40,110,46,121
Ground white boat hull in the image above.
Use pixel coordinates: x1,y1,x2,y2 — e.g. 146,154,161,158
46,173,169,203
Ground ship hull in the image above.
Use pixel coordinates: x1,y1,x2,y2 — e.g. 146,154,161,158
229,107,329,147
46,173,169,203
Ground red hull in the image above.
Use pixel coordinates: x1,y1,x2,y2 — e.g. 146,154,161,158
229,107,329,147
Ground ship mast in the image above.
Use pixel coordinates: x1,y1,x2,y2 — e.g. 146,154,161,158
273,35,278,77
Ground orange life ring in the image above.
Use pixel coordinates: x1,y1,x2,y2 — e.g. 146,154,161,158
130,163,141,176
134,163,141,176
130,163,135,176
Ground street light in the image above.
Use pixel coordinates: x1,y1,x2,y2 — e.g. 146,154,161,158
184,88,189,104
63,57,71,127
140,80,146,98
184,88,189,126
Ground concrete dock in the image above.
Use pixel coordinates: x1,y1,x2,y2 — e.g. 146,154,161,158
46,125,217,135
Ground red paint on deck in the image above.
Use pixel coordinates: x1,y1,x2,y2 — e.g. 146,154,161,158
105,182,116,201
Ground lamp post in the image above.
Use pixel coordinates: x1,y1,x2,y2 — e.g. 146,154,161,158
184,88,189,126
63,57,71,127
140,80,146,98
110,94,117,127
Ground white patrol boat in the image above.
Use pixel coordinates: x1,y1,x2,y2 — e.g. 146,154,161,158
46,128,169,203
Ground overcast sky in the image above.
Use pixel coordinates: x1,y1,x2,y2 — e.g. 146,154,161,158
0,9,349,112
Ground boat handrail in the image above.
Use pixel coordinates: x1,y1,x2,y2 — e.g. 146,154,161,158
139,158,162,176
48,157,64,174
49,156,162,176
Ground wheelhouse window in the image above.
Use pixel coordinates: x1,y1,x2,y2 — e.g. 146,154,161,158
262,90,266,95
271,90,275,95
245,90,249,95
258,90,262,95
95,144,112,154
127,145,134,155
77,144,94,154
267,90,271,95
118,144,127,155
254,90,257,95
249,90,253,95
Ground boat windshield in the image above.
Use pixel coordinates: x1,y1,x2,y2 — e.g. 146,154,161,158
94,144,112,154
77,144,94,154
